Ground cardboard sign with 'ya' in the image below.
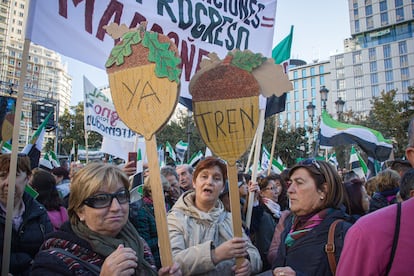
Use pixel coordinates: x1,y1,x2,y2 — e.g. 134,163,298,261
190,50,291,267
105,23,181,267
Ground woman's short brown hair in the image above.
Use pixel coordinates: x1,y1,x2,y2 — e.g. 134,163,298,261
68,163,130,224
289,159,344,209
193,157,227,183
0,153,31,176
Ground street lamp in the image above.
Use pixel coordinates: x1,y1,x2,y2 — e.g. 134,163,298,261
319,86,329,110
335,97,345,121
306,102,316,156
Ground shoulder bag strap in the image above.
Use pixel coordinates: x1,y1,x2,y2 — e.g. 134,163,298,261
325,219,344,276
385,202,402,275
47,247,101,275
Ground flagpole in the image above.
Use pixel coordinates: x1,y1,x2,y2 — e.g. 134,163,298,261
268,114,279,176
2,38,31,275
244,131,257,174
245,109,265,229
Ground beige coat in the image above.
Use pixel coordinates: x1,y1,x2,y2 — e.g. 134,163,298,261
167,191,262,275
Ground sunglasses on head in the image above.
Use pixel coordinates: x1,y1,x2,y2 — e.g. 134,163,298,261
300,158,321,170
83,189,130,208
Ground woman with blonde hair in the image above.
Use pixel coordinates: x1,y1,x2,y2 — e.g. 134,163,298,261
32,163,181,275
369,168,400,213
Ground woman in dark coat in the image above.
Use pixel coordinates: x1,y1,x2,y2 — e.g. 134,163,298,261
270,159,352,276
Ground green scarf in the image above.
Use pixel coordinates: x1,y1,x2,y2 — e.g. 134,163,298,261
72,220,157,276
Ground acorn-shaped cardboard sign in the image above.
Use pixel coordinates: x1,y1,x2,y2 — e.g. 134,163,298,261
105,23,180,140
190,50,290,165
105,23,181,267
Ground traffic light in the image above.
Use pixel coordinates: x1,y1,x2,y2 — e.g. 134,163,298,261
31,101,55,131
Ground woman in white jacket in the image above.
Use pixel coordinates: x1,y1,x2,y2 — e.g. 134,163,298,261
167,157,262,275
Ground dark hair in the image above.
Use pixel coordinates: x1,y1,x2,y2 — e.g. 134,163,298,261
400,168,414,200
193,157,227,182
31,169,62,211
289,159,344,209
344,178,366,216
51,166,70,179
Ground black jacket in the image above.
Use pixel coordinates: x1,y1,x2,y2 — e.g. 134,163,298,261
273,208,352,276
0,192,53,276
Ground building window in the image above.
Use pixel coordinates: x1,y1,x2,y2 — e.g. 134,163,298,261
379,0,387,11
383,44,391,58
355,87,364,99
294,90,299,100
395,0,403,7
366,16,374,29
294,80,299,90
295,112,300,122
311,77,316,87
384,58,393,70
400,55,408,67
398,41,407,54
9,59,14,65
354,64,363,76
335,55,344,67
294,101,300,110
311,88,316,98
293,71,298,79
401,67,409,80
319,75,325,85
370,61,377,72
302,69,307,78
336,68,345,78
386,83,394,92
370,73,378,84
355,20,360,33
319,65,325,74
365,5,373,16
302,79,307,88
286,102,291,111
396,7,404,21
380,12,389,25
355,76,363,87
402,80,410,91
368,48,376,60
302,89,308,99
372,85,380,97
337,79,345,90
310,67,315,76
385,70,393,82
353,51,362,63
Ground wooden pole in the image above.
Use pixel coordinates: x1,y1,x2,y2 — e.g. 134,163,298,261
1,38,30,276
268,114,279,176
245,109,265,229
145,135,173,267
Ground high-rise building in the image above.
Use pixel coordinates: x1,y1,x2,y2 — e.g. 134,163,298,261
0,0,72,150
284,0,413,129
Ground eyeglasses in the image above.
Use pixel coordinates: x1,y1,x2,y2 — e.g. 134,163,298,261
83,189,130,208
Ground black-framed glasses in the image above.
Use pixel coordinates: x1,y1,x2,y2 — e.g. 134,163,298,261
83,189,130,208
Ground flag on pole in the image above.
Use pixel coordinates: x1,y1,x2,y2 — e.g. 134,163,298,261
157,145,165,167
1,141,12,153
261,146,285,174
367,156,381,179
265,25,294,118
319,110,392,161
44,150,60,168
328,152,339,169
188,150,204,168
165,141,177,163
175,140,188,164
136,148,143,174
22,111,53,169
205,147,213,157
349,146,368,179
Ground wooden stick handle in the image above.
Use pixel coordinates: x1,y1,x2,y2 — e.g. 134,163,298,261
227,164,244,268
145,136,173,267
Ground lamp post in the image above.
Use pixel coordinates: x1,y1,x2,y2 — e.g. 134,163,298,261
306,102,316,156
320,85,329,111
335,97,345,121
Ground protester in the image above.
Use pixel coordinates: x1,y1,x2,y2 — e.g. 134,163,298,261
0,153,53,275
369,168,400,213
270,159,352,276
31,169,69,231
129,174,171,269
250,174,283,271
31,163,181,275
161,165,181,205
399,168,414,201
175,164,193,193
343,178,370,220
51,166,71,199
167,157,262,275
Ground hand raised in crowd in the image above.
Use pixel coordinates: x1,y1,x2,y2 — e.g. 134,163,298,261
212,237,249,264
248,180,259,193
232,258,252,276
100,244,138,276
158,262,182,276
273,266,296,276
122,161,137,177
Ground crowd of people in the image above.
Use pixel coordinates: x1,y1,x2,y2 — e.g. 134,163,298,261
0,117,413,275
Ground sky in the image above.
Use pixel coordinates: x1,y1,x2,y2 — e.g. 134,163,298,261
65,0,351,105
